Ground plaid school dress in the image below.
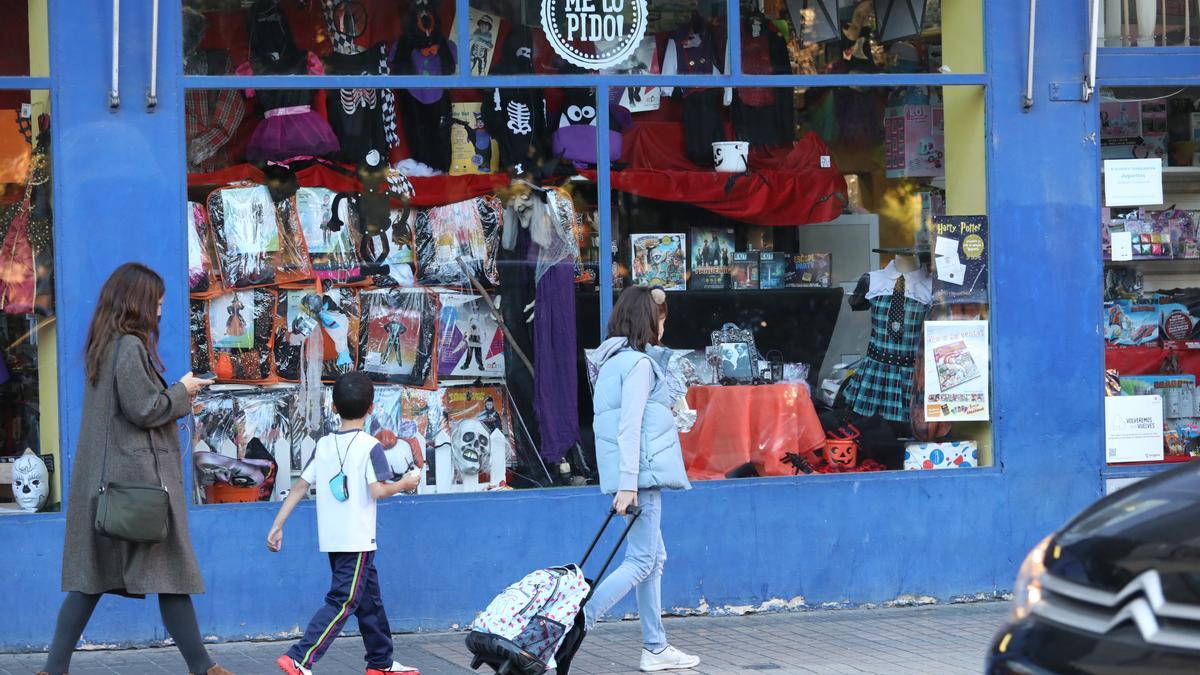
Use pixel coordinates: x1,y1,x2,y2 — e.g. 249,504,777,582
842,275,930,423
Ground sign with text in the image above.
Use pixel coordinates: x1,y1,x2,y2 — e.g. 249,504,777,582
1104,158,1164,207
931,215,988,305
541,0,648,69
1105,395,1165,464
923,320,990,422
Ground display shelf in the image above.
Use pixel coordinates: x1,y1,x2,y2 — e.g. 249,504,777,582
1104,258,1200,273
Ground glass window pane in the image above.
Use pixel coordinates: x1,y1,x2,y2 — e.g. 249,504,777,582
741,0,981,76
183,0,458,77
469,0,727,75
1100,87,1200,467
1101,1,1198,47
0,1,49,79
611,84,991,478
185,86,603,503
0,90,57,513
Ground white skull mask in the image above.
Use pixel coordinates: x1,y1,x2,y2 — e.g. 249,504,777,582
451,420,491,477
12,450,48,512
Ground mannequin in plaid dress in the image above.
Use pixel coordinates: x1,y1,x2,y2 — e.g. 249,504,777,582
842,257,931,423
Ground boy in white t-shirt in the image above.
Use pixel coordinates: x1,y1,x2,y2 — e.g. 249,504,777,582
268,372,420,675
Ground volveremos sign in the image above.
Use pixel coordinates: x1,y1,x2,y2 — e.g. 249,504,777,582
540,0,647,70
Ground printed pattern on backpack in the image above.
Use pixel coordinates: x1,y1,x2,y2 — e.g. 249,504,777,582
470,565,588,657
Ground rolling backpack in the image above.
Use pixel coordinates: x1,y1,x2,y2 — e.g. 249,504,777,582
466,507,642,675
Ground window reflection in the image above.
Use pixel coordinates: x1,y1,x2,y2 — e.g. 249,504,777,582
0,91,55,513
185,87,602,503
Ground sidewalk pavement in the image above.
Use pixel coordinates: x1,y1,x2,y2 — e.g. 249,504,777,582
0,601,1009,674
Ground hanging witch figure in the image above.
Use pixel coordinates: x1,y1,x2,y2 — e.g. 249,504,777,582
226,295,247,337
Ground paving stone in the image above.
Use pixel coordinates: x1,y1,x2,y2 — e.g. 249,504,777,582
0,602,1010,674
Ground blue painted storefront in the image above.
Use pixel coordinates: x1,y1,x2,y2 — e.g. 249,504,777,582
3,0,1188,650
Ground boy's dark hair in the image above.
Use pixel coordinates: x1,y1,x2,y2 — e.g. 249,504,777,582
332,372,375,420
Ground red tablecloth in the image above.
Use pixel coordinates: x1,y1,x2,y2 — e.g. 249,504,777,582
679,383,825,480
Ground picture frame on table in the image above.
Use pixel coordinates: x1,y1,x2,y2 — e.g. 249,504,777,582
719,342,755,384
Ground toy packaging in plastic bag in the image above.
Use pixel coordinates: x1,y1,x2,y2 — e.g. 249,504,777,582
187,201,221,296
208,289,277,382
441,385,515,486
190,299,212,376
359,288,440,387
436,291,505,380
414,196,502,287
1159,300,1200,342
275,287,360,381
1105,300,1160,346
294,187,365,284
364,386,437,481
206,184,313,289
192,387,295,504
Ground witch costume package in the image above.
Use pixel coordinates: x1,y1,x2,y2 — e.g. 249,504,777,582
207,288,277,383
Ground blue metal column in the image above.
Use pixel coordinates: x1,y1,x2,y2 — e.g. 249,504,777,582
985,0,1104,554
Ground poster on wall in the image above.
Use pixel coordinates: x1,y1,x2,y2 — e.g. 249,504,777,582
631,233,686,290
1105,395,1165,464
449,102,499,176
468,8,501,76
437,292,505,379
931,215,988,305
606,36,661,112
923,320,990,422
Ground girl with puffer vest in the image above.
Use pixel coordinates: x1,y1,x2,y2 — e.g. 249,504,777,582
585,286,698,673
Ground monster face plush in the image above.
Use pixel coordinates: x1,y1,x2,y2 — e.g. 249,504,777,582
551,89,630,168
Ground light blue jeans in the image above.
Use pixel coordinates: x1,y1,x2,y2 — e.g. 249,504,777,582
584,488,667,652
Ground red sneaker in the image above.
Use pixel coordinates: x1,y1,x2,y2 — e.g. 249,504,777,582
366,661,420,675
276,655,312,675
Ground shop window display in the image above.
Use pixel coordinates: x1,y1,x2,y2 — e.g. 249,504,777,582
611,84,991,479
186,84,598,502
0,85,55,513
181,0,989,502
1100,87,1200,465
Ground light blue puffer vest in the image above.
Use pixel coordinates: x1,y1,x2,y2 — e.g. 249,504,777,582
592,346,692,495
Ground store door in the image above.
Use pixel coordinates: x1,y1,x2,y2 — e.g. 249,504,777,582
50,1,190,471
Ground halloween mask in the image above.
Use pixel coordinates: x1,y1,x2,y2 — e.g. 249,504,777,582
450,419,491,476
12,449,48,512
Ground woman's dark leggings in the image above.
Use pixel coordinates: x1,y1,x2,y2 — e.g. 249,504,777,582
42,591,215,674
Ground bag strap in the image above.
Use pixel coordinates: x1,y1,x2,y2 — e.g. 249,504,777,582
98,337,165,492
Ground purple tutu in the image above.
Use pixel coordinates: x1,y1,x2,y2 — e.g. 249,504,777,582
246,106,340,162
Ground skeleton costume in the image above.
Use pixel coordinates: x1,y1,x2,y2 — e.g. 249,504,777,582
482,27,548,175
500,183,582,465
324,44,391,163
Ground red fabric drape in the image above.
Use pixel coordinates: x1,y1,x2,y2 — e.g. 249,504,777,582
590,122,847,225
1106,344,1200,378
188,162,510,208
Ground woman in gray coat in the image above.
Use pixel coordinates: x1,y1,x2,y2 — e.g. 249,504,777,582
40,263,231,675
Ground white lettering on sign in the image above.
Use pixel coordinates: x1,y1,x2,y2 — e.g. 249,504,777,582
541,0,647,69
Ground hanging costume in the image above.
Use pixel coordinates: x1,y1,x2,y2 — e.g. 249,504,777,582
841,261,932,423
661,15,731,168
244,0,339,162
733,17,794,147
500,184,581,466
397,1,457,172
325,44,391,163
482,27,548,176
318,0,401,149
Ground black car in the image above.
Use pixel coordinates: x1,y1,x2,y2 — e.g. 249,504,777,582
988,463,1200,674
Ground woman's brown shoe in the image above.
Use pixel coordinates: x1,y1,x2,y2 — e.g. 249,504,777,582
189,666,234,675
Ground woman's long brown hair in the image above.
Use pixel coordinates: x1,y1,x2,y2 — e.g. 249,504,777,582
84,263,166,386
606,285,668,352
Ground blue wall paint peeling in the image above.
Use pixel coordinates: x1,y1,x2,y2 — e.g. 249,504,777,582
0,0,1142,650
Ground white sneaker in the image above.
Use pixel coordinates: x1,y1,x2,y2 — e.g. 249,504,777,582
640,645,700,672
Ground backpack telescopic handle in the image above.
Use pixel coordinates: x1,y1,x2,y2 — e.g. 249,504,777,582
580,506,643,576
